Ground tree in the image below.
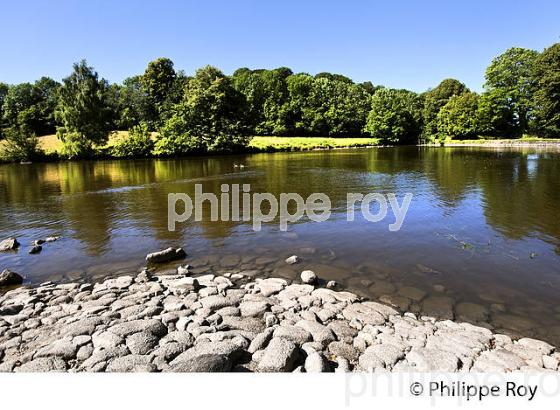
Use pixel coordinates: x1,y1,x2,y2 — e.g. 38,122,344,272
141,58,178,123
111,75,156,130
422,78,469,140
55,60,113,158
1,78,59,137
532,43,560,137
437,92,480,140
155,65,250,155
483,47,539,136
0,82,9,138
364,88,422,144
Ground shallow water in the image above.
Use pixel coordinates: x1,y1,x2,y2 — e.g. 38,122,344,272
1,147,560,344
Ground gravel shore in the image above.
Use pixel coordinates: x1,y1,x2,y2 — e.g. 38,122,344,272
1,268,559,372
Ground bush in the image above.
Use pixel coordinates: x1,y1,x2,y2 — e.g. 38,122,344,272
0,126,44,162
111,124,154,157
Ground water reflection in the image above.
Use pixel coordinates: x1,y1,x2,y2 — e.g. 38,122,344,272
1,147,560,343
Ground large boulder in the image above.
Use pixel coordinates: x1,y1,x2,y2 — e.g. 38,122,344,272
146,247,186,263
0,269,23,287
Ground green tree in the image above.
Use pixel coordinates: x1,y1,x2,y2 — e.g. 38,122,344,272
0,82,10,138
422,78,469,140
364,88,422,144
532,43,560,137
55,60,113,158
111,75,156,129
483,47,539,136
437,92,480,140
141,58,178,123
1,77,59,137
155,65,250,155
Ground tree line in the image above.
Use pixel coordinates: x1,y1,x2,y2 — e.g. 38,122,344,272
0,42,559,161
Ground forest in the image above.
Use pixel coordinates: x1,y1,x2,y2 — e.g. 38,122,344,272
0,42,559,161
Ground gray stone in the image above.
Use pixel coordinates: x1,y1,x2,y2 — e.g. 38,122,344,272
171,340,244,366
146,247,186,264
405,348,461,371
273,325,313,345
36,339,78,360
170,354,232,372
248,328,275,353
422,296,455,320
455,302,489,323
0,269,23,287
285,255,301,265
199,295,240,311
29,245,43,254
359,344,405,370
295,320,335,347
328,341,360,361
15,357,66,372
107,319,167,338
257,338,298,372
305,352,329,372
106,355,155,372
92,331,124,349
300,270,317,284
0,237,19,252
126,331,159,355
239,300,269,317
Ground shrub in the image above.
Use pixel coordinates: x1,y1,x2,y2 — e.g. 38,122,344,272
111,124,154,158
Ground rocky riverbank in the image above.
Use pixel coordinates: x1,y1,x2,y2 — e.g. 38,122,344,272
0,266,559,373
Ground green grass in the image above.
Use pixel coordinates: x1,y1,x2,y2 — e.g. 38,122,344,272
444,136,560,145
34,134,379,154
249,136,379,151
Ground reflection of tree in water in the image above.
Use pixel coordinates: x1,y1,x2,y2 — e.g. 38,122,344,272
479,151,560,253
1,147,560,257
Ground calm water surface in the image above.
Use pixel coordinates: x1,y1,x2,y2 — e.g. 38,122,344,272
1,147,559,344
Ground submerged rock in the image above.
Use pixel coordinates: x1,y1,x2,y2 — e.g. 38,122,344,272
0,269,23,287
29,245,43,254
146,247,186,264
0,237,19,252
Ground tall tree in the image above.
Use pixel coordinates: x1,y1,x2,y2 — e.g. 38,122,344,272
364,88,423,144
533,43,560,137
1,77,59,137
483,47,539,136
55,60,113,158
141,58,177,124
155,66,250,155
422,78,469,140
437,92,480,140
0,82,9,138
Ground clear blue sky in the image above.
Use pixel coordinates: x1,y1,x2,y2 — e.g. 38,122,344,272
1,0,559,92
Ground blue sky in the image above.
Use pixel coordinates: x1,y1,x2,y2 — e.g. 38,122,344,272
1,0,559,92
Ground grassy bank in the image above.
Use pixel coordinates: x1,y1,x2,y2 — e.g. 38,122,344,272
442,137,560,146
32,134,379,155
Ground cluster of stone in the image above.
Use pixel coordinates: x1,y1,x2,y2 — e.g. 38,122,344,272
0,268,558,372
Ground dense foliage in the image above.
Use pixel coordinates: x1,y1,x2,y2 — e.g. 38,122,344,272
55,60,114,158
1,41,559,161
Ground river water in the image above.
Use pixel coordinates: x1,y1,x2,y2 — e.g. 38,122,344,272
1,147,559,344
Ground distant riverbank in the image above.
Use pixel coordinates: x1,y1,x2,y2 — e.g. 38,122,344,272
441,138,560,147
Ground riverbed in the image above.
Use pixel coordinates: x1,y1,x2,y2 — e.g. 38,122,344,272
1,146,559,345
